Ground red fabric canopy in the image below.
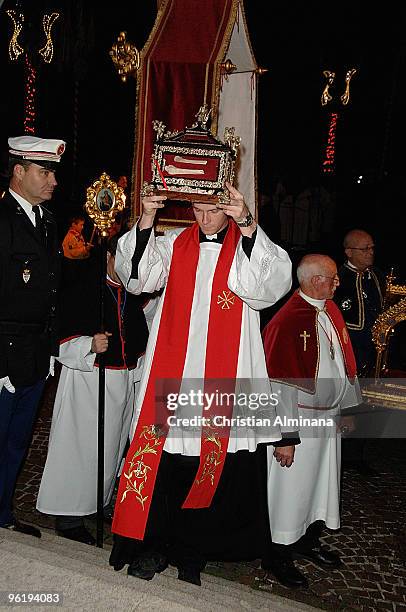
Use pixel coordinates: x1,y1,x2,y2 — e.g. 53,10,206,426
132,0,238,217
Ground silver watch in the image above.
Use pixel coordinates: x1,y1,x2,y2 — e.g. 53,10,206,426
236,211,254,227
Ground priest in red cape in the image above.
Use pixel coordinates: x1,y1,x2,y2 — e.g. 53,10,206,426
261,254,362,590
109,183,292,585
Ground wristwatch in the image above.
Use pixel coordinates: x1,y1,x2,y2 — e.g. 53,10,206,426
236,211,254,227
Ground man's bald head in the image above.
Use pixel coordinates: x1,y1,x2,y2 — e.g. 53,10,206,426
297,254,339,300
343,229,375,271
343,229,373,249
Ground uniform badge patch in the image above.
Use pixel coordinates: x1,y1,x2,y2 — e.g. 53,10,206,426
341,298,352,310
22,268,31,283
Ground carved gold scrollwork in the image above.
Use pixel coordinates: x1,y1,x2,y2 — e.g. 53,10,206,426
372,297,406,378
384,268,406,308
110,31,140,83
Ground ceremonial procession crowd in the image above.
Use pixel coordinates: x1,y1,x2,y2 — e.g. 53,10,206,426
0,135,385,591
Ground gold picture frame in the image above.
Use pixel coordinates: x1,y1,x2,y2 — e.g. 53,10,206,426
85,172,126,237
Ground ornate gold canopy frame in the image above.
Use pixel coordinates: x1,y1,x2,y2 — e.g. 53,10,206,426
362,271,406,411
372,272,406,378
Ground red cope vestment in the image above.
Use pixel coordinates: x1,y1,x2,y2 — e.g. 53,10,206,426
262,290,357,392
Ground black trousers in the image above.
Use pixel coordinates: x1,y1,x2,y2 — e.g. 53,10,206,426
0,381,45,526
262,521,323,565
110,447,271,571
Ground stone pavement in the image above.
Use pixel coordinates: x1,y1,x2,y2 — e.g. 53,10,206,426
14,372,406,611
0,529,316,612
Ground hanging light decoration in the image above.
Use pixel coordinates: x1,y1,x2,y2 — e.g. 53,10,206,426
321,71,335,106
38,13,60,64
340,68,357,106
6,10,24,61
320,67,357,175
7,9,60,135
24,54,37,134
322,112,338,175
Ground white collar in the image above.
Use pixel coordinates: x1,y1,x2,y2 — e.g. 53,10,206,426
346,260,369,273
205,233,217,240
299,289,326,310
9,188,42,223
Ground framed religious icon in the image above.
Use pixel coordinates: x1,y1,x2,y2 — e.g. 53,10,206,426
85,173,126,237
97,188,115,212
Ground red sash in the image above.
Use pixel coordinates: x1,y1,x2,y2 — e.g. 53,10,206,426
112,221,243,539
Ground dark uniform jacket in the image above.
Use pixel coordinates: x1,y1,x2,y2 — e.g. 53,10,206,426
59,272,149,369
334,262,385,373
0,192,60,387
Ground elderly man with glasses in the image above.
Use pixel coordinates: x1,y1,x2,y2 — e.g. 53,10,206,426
261,254,361,589
334,229,385,376
334,229,385,477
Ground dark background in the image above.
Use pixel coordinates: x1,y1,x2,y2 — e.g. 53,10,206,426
0,1,405,276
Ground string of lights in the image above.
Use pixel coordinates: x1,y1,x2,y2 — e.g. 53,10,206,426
7,11,59,134
24,54,37,135
322,112,338,175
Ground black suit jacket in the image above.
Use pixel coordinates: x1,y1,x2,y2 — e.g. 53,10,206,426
0,192,61,386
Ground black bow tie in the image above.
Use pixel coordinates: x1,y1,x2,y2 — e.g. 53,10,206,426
199,226,228,244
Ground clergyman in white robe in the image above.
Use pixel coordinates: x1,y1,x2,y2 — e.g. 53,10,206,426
266,290,361,545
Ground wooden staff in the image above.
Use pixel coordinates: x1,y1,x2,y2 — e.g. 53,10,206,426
96,236,107,548
88,224,97,246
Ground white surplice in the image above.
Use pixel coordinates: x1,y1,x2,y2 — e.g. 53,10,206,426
115,223,292,455
266,291,362,544
36,337,144,516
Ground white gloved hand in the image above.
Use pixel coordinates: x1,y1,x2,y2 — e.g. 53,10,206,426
47,356,55,379
0,376,16,394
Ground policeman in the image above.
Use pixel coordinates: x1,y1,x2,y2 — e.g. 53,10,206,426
0,135,66,537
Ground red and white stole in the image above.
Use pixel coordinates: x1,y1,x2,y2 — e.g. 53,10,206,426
112,221,243,540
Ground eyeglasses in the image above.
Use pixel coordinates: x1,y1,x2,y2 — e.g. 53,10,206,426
348,245,375,251
317,274,340,283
